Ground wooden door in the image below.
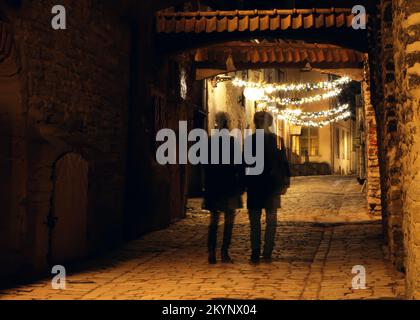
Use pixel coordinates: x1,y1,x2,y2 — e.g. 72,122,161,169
51,153,88,264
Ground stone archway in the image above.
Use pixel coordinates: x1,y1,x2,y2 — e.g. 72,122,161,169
49,153,89,264
155,8,369,54
192,40,365,80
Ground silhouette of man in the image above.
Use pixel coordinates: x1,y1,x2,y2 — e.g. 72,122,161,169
245,111,290,264
204,112,244,264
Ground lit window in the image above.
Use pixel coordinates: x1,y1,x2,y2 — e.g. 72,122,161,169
300,127,319,157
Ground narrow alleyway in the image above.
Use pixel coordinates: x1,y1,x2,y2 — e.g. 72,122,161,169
0,176,405,300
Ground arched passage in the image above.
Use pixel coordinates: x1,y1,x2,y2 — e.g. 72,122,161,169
1,0,420,300
155,8,369,54
115,0,411,300
191,40,365,80
128,0,384,243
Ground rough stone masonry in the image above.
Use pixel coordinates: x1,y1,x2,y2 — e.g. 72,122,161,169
393,0,420,299
0,0,131,280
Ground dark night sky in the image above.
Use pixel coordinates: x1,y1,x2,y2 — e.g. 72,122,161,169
203,0,378,11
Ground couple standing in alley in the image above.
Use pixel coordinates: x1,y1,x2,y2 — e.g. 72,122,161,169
204,111,291,264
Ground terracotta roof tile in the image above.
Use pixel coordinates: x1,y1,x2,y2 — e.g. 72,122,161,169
193,41,364,68
157,8,359,34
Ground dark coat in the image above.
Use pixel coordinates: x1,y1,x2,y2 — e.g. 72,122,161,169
203,133,244,211
245,132,290,210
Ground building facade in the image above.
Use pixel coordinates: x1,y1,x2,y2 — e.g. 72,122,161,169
205,68,356,177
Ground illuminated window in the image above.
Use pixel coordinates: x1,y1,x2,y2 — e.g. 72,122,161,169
300,127,319,157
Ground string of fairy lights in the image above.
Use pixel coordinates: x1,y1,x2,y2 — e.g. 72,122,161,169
278,103,350,119
232,76,352,128
263,88,343,106
276,104,352,128
232,76,351,93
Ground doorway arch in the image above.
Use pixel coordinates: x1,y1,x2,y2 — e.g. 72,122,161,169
49,153,89,264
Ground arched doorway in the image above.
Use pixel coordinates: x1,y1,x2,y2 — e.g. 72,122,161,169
49,153,89,264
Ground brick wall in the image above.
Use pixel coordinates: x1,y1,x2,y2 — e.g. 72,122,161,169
393,0,420,299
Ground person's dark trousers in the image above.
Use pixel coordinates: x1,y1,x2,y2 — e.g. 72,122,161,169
248,208,278,258
208,209,235,253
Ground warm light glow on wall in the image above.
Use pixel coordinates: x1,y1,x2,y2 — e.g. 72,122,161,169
243,87,265,101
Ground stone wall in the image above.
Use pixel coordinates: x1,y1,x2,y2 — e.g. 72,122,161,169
122,2,197,240
0,0,201,283
0,0,132,280
367,0,405,270
362,67,382,216
393,0,420,299
379,0,405,271
0,26,26,283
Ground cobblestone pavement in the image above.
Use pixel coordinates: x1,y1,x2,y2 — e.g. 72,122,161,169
0,176,406,300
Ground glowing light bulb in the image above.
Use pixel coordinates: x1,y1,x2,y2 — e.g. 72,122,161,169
243,87,265,101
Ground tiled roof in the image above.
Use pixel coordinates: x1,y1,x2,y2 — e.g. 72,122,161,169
0,22,13,62
194,41,364,66
156,8,359,34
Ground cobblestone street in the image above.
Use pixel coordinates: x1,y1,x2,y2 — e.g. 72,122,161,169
0,176,406,300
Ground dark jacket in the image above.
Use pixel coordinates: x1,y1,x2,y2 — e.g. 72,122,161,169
245,132,290,210
203,133,244,211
